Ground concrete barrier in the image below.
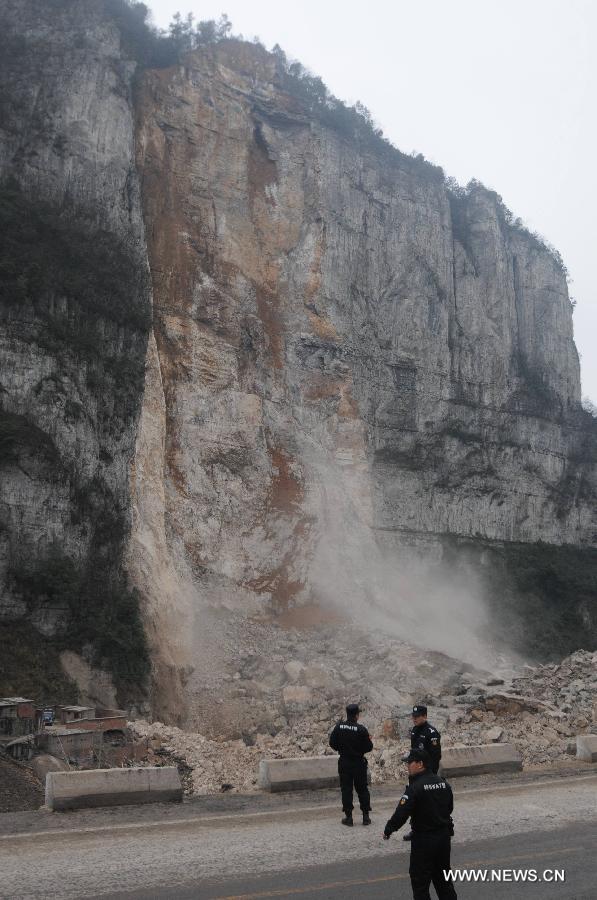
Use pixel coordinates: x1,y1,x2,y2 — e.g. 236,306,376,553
439,744,522,777
576,735,597,762
45,766,182,811
259,756,371,792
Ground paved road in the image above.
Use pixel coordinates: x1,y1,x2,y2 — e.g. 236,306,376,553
1,774,595,899
106,821,597,899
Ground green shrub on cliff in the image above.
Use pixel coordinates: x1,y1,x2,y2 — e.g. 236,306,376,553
104,1,231,65
0,621,79,705
443,539,597,660
447,177,569,278
0,411,60,468
102,2,442,181
0,180,149,412
9,548,150,699
0,182,149,331
0,179,151,704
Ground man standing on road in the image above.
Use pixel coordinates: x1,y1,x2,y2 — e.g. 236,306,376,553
404,704,442,842
410,704,442,773
329,702,373,827
383,748,457,900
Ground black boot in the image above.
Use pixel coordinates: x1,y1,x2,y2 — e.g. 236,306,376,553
342,814,354,826
403,831,412,841
362,812,371,826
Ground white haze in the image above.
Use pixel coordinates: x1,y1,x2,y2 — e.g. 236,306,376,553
297,428,510,671
147,0,597,402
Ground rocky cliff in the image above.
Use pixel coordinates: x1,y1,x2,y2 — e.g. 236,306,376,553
1,1,596,722
0,0,151,706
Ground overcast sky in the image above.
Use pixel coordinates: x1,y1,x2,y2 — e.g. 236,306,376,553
147,0,596,401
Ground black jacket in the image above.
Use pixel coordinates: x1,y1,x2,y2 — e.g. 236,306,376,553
329,719,373,761
384,770,454,836
410,721,441,773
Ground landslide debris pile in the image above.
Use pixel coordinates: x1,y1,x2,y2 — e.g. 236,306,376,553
511,650,597,722
130,625,597,795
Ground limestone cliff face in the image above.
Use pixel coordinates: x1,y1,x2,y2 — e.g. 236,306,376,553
1,9,596,716
131,42,596,717
0,0,151,705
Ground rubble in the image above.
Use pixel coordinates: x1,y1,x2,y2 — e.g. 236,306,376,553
129,626,596,795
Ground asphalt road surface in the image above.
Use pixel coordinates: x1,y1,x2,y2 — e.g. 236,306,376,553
1,773,596,899
106,821,597,900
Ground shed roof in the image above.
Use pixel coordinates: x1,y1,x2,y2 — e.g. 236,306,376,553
6,735,35,747
44,727,97,737
0,697,34,705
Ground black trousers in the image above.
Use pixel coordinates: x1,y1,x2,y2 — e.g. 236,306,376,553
338,757,370,814
409,831,457,900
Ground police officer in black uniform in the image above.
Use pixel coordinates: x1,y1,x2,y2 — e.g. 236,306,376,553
383,748,457,900
410,704,442,772
404,704,442,841
329,703,373,826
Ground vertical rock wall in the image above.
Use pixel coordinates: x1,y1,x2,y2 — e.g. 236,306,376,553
0,0,151,705
133,42,596,720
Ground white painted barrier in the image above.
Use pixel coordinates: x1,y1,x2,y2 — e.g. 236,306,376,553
576,734,597,762
45,766,182,811
440,743,522,777
259,755,371,792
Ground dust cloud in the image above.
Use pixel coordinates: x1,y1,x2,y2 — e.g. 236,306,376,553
301,444,509,671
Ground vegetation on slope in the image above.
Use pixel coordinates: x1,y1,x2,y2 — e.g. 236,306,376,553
105,1,443,180
0,182,150,332
0,620,78,705
443,538,597,661
107,1,568,264
0,180,151,703
7,553,150,698
447,178,569,278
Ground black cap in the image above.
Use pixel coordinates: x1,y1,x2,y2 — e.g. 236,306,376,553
346,703,360,717
412,704,427,717
402,748,431,766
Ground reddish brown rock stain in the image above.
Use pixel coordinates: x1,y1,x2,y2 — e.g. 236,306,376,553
303,375,360,421
338,384,360,419
135,44,355,637
246,565,305,612
304,376,342,403
304,227,339,342
268,447,304,513
272,603,347,629
245,460,311,610
255,285,284,370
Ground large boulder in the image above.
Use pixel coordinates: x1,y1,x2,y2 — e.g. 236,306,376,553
484,693,552,715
